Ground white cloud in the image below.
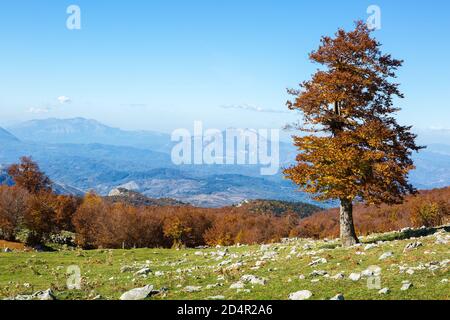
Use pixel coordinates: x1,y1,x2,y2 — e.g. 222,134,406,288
57,96,71,104
27,107,50,114
220,104,289,114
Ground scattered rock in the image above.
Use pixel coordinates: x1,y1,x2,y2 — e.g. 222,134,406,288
379,252,394,260
401,281,413,291
330,294,344,301
364,243,378,251
241,275,266,286
120,285,155,300
331,273,345,280
34,289,56,301
310,270,328,277
289,290,313,300
230,282,245,289
361,266,382,278
404,242,423,252
308,258,327,266
208,295,225,300
378,287,390,295
134,267,152,276
349,273,361,281
184,286,202,293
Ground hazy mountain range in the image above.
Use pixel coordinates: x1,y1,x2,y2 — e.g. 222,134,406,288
0,118,449,207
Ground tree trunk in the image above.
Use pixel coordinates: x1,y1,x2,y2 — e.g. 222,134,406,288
339,198,359,247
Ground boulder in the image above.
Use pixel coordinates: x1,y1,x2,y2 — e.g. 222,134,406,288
330,294,345,300
349,273,361,281
289,290,313,300
379,252,394,260
120,285,155,300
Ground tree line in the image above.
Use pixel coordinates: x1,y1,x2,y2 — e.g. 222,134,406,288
0,157,448,249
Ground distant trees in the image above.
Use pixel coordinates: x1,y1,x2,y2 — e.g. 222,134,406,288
285,22,423,246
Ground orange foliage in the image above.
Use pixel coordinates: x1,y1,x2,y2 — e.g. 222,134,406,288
292,187,450,239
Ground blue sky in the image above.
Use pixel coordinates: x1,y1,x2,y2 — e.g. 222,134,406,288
0,0,449,134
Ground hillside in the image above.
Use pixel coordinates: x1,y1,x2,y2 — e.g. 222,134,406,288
234,199,322,218
106,187,187,207
0,225,448,300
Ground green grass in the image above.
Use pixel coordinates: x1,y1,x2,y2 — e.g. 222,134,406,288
0,227,448,300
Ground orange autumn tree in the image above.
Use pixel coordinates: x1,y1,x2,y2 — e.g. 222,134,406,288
284,21,423,246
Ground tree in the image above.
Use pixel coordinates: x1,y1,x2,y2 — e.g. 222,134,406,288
284,21,423,246
0,186,29,240
8,157,52,194
24,192,57,245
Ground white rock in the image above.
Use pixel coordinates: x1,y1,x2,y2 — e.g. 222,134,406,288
289,290,313,300
331,273,345,280
349,273,361,281
184,286,202,293
134,267,152,276
230,281,245,289
308,258,327,266
241,275,266,286
379,252,394,260
330,294,345,300
401,281,413,291
403,242,423,252
378,287,390,295
361,266,382,278
364,243,378,251
34,289,56,301
208,295,225,300
120,285,154,300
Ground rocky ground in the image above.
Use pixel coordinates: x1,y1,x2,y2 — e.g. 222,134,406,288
0,226,448,300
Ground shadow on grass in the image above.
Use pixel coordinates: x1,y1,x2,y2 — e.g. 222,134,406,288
364,225,450,244
318,225,449,250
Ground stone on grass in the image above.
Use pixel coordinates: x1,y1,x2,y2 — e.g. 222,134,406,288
240,275,266,286
134,267,152,276
361,266,382,278
330,294,345,301
364,243,378,251
120,285,155,300
208,295,225,300
230,281,245,289
289,290,312,300
404,242,423,252
378,287,390,295
308,258,327,266
379,252,394,260
331,273,345,280
401,281,412,291
184,286,202,293
349,273,361,281
310,270,328,277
